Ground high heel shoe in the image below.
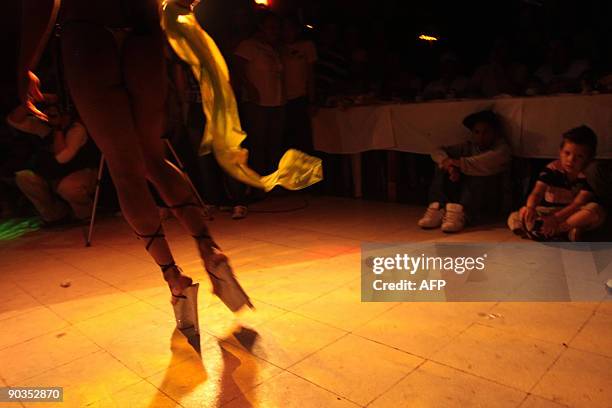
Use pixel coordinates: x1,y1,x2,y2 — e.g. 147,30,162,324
195,233,254,312
171,282,200,336
164,200,254,312
135,225,200,331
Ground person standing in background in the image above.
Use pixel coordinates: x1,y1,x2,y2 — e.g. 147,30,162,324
281,16,317,155
233,10,285,176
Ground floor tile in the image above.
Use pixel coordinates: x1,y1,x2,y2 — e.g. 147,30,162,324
0,327,100,385
95,380,178,408
369,361,525,408
569,311,612,357
354,303,493,358
246,312,347,369
289,334,423,405
0,283,41,321
222,371,359,408
433,323,563,391
520,395,570,408
0,306,69,350
533,348,612,408
294,281,398,332
75,302,200,377
46,287,140,324
480,302,594,344
147,339,282,407
20,351,142,408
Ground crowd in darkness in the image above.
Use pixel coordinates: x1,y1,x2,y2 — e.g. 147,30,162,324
2,0,612,226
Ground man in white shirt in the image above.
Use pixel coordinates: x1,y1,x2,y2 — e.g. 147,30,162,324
281,16,317,154
14,105,98,225
233,10,286,176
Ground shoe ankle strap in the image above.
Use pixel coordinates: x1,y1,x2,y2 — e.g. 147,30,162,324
134,224,165,251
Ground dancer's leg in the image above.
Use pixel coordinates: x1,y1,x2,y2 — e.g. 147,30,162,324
122,31,252,311
121,32,219,262
61,23,190,296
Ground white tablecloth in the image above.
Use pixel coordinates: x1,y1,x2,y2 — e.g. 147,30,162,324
312,94,612,158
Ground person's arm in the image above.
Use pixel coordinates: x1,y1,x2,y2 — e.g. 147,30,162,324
431,142,468,168
232,55,259,104
18,0,60,102
553,190,593,222
541,189,594,236
54,122,88,164
457,141,512,176
519,180,547,227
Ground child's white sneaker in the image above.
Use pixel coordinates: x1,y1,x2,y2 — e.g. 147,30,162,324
441,203,465,233
418,202,444,229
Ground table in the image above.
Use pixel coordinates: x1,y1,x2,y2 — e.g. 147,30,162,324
313,93,612,159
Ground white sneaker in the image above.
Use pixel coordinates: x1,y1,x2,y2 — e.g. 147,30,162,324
418,202,444,229
441,203,465,233
231,205,248,220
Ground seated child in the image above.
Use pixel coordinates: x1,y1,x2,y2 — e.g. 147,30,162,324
507,125,606,241
418,110,511,232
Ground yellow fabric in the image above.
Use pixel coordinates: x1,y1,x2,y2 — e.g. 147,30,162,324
161,2,323,192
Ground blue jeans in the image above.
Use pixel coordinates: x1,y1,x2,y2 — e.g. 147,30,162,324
428,166,499,222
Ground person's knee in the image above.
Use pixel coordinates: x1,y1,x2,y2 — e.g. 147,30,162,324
580,202,607,229
507,211,522,230
56,175,89,201
15,170,43,193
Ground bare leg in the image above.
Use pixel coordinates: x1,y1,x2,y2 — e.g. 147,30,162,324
122,31,252,311
561,207,604,231
61,23,190,296
121,32,223,267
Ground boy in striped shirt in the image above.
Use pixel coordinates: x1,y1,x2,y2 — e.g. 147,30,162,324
508,126,606,241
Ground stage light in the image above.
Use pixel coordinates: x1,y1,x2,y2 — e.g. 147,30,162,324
418,34,439,42
306,24,314,29
254,0,269,6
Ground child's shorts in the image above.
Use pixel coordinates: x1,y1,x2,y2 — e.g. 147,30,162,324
507,202,606,239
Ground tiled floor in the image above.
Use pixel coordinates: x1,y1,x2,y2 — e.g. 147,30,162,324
0,195,610,407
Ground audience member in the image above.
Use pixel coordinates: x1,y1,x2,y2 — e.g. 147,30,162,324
171,51,249,220
281,15,317,154
12,105,99,226
422,52,469,100
418,110,511,232
469,39,528,97
380,53,422,100
508,126,605,241
233,10,285,176
534,39,591,94
342,24,370,95
314,22,349,105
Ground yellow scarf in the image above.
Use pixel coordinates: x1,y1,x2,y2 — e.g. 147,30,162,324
161,2,323,192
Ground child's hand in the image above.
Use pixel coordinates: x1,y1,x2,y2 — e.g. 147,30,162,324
448,166,461,182
541,215,560,238
520,206,537,229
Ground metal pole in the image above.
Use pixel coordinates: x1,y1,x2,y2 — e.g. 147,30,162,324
86,156,105,247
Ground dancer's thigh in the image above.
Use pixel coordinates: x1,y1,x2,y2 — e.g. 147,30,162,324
61,24,146,176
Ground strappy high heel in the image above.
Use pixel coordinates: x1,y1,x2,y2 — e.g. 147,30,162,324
134,224,192,297
194,232,254,312
134,225,199,327
167,201,254,312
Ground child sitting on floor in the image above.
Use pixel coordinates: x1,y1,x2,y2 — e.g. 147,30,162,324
507,125,606,241
418,110,511,232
